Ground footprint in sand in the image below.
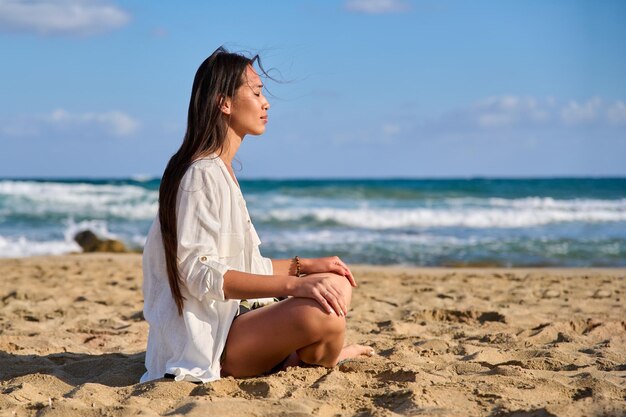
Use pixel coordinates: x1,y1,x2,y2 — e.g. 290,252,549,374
408,309,506,325
372,390,419,415
592,289,612,299
540,289,561,299
375,368,417,383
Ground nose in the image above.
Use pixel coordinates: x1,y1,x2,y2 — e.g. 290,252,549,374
263,98,270,110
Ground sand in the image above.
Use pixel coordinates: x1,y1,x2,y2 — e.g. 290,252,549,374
0,254,624,416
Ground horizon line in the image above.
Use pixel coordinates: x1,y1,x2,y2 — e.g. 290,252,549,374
2,175,626,182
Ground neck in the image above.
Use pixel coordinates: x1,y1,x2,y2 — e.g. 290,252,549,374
218,127,244,166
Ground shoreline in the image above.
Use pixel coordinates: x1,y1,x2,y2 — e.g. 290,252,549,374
1,254,624,416
4,252,626,270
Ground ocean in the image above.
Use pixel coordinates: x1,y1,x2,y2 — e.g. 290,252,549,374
1,177,625,267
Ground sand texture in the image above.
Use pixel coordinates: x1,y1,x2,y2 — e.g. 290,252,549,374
1,254,625,416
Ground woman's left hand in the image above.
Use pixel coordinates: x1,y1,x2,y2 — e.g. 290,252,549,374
300,256,356,287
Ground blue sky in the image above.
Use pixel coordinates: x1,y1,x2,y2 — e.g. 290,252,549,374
1,0,625,178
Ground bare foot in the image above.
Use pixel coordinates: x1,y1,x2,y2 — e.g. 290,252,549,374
336,344,375,363
279,345,375,372
282,351,302,369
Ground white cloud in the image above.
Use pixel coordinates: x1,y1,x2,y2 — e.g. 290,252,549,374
477,112,516,128
607,101,626,125
560,97,603,126
344,0,411,14
425,95,626,133
475,96,554,127
0,0,130,36
0,108,141,138
559,97,626,126
45,108,139,136
447,95,555,129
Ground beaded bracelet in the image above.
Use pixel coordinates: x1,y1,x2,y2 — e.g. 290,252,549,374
289,255,301,277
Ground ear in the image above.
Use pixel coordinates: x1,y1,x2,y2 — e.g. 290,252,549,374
219,95,232,115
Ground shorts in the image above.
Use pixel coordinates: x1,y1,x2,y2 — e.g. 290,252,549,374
237,297,281,316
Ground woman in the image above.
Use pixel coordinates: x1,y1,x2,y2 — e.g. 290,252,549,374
140,47,373,383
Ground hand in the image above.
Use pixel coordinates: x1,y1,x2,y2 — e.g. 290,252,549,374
300,256,357,287
292,273,348,317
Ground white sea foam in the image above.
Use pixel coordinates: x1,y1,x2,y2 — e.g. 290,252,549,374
1,179,625,261
130,174,157,182
260,199,626,229
260,229,471,250
64,218,117,241
0,180,158,220
486,196,626,210
0,235,81,258
0,219,124,258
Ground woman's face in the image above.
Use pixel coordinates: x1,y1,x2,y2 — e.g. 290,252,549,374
228,65,270,137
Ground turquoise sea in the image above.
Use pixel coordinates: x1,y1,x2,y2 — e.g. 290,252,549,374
1,177,625,267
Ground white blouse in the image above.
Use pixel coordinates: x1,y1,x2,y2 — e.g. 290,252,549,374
140,155,273,383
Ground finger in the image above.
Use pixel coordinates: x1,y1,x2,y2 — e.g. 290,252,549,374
341,267,355,285
335,259,350,276
330,259,347,275
330,265,347,278
320,288,340,317
323,289,344,317
337,260,357,287
326,287,348,317
315,289,336,315
327,286,347,316
330,264,355,287
346,271,357,287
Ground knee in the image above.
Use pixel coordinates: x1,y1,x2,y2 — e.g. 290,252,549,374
331,274,352,308
296,301,346,339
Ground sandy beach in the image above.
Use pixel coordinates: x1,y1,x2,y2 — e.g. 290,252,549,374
1,254,624,416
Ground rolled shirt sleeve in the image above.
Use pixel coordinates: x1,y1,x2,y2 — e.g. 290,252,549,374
175,164,233,302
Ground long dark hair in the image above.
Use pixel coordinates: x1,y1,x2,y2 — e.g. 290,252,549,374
159,46,264,315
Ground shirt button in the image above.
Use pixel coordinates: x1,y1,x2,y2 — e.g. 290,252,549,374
200,256,207,262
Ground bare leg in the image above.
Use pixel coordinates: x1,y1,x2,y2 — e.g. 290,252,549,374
220,296,345,377
220,274,370,377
